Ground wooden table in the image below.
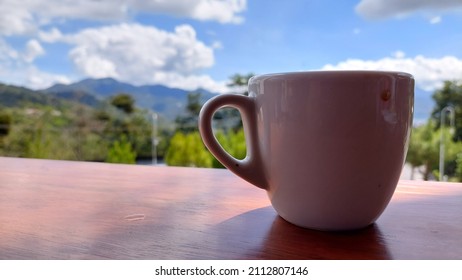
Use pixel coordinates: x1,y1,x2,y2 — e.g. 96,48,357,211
1,157,461,259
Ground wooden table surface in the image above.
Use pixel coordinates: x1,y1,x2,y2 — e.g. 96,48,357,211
1,157,461,260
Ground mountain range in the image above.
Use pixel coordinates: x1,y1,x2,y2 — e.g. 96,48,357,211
43,78,217,120
1,77,434,124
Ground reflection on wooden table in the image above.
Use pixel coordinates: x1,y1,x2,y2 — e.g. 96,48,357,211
0,157,461,259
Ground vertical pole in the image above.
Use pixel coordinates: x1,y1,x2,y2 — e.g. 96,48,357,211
152,112,158,166
439,106,455,181
439,121,445,181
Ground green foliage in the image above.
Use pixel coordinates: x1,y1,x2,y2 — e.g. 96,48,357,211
227,73,255,96
0,94,161,163
165,131,212,167
215,73,255,130
431,81,462,140
110,93,135,114
0,75,254,169
407,121,438,179
213,108,243,132
165,129,246,168
0,110,12,137
0,83,61,107
407,120,462,180
405,79,462,181
26,126,53,159
175,92,202,133
212,129,246,168
455,154,462,181
186,92,202,116
171,72,253,164
106,135,137,164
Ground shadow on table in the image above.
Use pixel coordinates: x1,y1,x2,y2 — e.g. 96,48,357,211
78,192,460,260
207,206,391,259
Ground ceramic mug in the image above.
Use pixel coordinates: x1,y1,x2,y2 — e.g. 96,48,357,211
199,71,414,231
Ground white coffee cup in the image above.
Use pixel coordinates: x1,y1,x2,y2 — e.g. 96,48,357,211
199,71,414,231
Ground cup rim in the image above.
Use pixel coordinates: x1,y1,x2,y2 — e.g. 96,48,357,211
249,70,414,83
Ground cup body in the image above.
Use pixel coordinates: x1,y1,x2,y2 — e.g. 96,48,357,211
199,71,414,230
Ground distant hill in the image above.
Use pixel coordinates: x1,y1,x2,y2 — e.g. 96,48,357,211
0,83,67,108
2,78,435,124
47,89,101,107
44,78,218,120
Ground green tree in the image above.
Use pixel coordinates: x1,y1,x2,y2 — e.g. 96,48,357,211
175,92,202,133
98,97,155,160
165,131,212,167
212,129,247,168
407,122,434,180
431,81,462,140
165,128,246,169
26,125,53,159
186,92,202,116
0,110,12,137
213,73,255,132
407,121,462,180
106,135,137,164
0,89,159,163
111,93,135,114
227,73,255,96
455,154,462,181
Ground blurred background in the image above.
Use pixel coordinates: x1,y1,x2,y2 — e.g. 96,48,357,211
1,0,462,181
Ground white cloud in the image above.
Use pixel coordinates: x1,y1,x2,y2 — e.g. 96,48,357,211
69,47,118,79
45,23,228,92
0,0,246,92
0,37,19,62
0,0,246,36
356,0,462,19
24,67,71,89
0,37,70,89
392,50,406,59
38,28,64,43
429,16,442,24
211,41,224,49
0,0,124,36
23,40,45,63
0,1,37,35
0,61,70,90
132,0,246,24
322,52,462,91
152,72,229,93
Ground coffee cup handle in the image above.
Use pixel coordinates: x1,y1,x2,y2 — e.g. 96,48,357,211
199,94,267,189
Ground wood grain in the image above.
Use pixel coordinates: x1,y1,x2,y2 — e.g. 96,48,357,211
1,157,461,259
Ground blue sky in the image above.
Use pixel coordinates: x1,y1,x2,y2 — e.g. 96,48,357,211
1,0,462,121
